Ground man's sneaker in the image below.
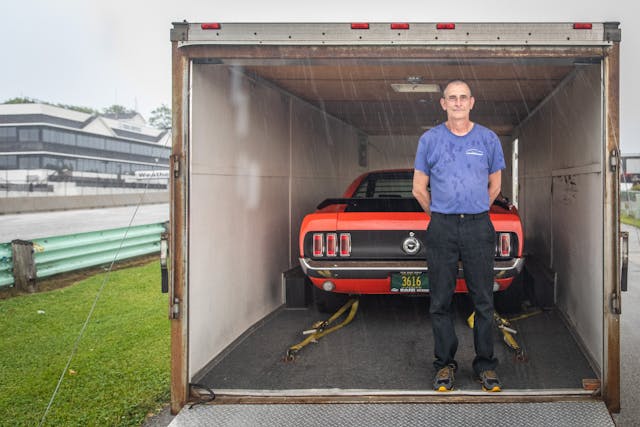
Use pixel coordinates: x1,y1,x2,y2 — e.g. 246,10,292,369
479,370,502,392
433,365,455,392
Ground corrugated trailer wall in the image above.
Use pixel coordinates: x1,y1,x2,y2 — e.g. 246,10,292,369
188,64,363,377
518,64,603,372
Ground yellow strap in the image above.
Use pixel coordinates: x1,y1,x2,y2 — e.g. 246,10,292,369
468,310,525,358
466,311,475,329
507,309,543,322
494,312,526,360
286,298,359,360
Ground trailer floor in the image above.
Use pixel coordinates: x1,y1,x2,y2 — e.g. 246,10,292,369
198,295,596,392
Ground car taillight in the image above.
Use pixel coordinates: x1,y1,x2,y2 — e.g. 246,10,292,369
340,233,351,257
498,233,511,257
311,232,351,257
326,233,337,257
313,233,324,257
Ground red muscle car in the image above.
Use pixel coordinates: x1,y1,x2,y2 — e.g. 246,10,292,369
299,169,524,300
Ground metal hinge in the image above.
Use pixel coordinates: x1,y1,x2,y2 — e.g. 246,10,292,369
172,154,181,178
609,149,619,172
611,292,621,315
171,297,181,319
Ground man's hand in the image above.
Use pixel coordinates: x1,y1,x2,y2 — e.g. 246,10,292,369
412,170,431,215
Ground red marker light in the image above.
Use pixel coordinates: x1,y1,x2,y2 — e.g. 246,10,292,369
573,23,593,30
313,233,323,257
326,233,337,257
391,23,410,30
201,23,221,30
499,233,511,257
436,23,456,30
351,23,370,30
340,233,351,257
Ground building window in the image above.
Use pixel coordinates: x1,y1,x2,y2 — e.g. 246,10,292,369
0,155,18,169
131,143,153,156
41,156,74,172
0,127,17,142
18,156,40,169
105,139,129,153
152,147,170,158
106,162,121,174
42,156,62,169
42,128,76,146
78,158,105,173
18,128,40,142
77,135,105,150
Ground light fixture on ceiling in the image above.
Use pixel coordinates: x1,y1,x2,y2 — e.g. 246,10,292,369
391,76,440,93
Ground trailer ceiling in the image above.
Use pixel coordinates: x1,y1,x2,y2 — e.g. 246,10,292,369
185,41,604,137
237,61,577,137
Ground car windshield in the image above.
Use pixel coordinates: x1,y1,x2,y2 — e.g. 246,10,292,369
352,171,415,198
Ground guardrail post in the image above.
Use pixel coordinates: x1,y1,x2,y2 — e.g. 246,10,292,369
11,240,37,293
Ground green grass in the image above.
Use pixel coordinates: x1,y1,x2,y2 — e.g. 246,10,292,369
0,261,170,426
621,215,640,228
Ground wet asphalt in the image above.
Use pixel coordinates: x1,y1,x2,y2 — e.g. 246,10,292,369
0,203,168,242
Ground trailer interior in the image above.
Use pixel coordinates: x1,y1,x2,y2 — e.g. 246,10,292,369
171,23,620,409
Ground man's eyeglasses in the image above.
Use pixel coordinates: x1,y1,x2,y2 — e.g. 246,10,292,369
444,95,471,102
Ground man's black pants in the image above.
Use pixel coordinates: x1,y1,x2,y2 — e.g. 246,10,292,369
425,211,498,375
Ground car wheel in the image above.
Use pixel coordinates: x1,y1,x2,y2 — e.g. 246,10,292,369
312,285,350,313
494,275,525,314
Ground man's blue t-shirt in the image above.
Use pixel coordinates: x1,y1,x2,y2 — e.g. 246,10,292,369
414,123,505,214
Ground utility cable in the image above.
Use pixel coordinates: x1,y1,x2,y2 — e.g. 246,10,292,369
188,383,216,408
38,162,162,426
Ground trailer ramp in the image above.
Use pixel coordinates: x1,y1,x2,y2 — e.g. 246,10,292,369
169,400,613,426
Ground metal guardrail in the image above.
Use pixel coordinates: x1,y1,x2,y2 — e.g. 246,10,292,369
0,243,12,287
0,223,166,290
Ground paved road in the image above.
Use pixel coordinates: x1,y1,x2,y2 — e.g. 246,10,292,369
0,203,169,242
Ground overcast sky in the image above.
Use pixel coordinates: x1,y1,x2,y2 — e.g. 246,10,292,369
2,0,639,151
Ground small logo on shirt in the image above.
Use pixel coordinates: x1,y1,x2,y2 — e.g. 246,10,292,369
465,148,484,156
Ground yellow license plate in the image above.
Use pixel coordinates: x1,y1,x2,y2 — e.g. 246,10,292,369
391,272,429,293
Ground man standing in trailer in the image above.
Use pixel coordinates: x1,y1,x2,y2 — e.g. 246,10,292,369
412,79,505,392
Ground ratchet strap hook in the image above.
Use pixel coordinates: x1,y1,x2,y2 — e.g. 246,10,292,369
285,298,359,362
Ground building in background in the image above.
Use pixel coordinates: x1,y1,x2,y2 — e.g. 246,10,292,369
621,153,640,190
0,103,170,197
